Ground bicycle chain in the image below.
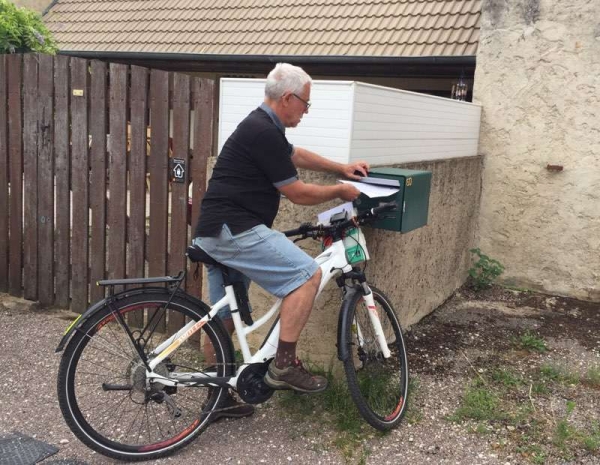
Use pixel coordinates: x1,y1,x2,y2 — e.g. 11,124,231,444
176,362,256,415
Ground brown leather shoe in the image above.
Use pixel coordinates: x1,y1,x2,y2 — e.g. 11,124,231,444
211,393,255,421
264,359,328,393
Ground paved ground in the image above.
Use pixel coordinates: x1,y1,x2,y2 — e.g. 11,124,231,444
1,289,598,465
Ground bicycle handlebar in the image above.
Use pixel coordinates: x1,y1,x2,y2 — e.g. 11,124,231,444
283,201,397,238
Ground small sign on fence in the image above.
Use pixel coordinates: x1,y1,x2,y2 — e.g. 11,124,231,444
170,158,186,183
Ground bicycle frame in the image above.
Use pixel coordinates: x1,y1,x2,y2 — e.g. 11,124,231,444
146,230,391,389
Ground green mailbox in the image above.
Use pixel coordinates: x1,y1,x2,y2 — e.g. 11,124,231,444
353,167,431,233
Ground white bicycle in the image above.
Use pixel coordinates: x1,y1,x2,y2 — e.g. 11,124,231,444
56,201,409,461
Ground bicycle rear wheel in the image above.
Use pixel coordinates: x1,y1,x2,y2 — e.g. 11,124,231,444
57,290,233,461
341,286,409,430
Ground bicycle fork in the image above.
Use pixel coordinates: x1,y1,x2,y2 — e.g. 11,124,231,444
338,273,391,361
360,289,392,359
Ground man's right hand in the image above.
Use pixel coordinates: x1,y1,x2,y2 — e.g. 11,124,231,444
338,183,361,201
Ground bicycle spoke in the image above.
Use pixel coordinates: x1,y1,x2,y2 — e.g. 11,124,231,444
58,294,233,459
106,320,139,361
150,403,166,440
80,331,139,364
343,287,408,431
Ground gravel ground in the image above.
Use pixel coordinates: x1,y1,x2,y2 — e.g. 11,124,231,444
1,289,598,465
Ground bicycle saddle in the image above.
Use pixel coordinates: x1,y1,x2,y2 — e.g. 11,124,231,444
186,244,219,266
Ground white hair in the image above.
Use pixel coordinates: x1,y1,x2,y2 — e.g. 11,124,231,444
264,63,312,99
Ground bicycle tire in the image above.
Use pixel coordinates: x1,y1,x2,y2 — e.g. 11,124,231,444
57,290,234,461
341,286,409,430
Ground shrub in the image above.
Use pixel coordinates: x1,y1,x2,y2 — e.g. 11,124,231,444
468,248,504,290
0,0,58,54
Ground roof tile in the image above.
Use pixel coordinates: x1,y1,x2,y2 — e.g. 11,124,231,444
45,0,480,57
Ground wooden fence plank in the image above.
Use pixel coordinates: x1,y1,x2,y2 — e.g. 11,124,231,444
70,58,89,312
89,61,107,303
7,54,23,297
0,55,8,292
188,78,215,299
22,54,38,300
127,66,148,328
168,73,190,332
37,54,55,305
148,70,169,277
107,64,128,288
148,69,170,332
54,55,71,308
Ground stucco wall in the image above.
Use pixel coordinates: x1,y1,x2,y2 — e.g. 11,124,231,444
473,0,600,300
239,156,483,364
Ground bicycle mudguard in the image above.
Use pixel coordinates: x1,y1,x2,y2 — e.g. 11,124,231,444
337,286,360,362
55,287,186,353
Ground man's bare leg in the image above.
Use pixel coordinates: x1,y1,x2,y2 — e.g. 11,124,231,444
279,268,322,342
264,269,328,392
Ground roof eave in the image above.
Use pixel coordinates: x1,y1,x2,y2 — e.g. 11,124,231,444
57,50,476,77
58,50,476,66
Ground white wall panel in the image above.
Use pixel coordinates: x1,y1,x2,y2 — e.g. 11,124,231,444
219,78,353,160
351,82,481,164
219,78,481,166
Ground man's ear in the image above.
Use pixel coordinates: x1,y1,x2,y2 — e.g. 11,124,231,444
281,92,291,107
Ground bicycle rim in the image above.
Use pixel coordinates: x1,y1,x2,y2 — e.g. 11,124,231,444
343,286,409,430
57,293,232,461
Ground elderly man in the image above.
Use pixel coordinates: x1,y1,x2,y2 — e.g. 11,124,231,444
193,63,368,418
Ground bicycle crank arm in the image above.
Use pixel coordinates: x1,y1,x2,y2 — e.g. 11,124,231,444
102,383,133,391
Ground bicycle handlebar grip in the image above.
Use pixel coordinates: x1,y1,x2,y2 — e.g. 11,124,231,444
283,227,303,237
372,202,397,216
283,222,313,237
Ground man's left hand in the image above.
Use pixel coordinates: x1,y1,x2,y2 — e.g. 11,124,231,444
342,161,369,180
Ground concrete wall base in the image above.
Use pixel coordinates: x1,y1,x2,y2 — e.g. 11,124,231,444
240,156,484,365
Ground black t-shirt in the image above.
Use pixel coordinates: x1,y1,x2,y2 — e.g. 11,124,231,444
195,107,298,237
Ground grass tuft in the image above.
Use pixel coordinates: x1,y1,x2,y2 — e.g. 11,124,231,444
513,331,548,353
450,384,504,422
584,366,600,387
540,364,580,385
491,368,523,387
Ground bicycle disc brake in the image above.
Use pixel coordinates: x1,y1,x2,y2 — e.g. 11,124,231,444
236,362,274,404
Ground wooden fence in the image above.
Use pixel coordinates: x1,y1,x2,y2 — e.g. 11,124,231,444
0,53,214,312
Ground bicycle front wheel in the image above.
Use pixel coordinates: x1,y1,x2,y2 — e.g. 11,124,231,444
341,286,409,430
57,290,234,461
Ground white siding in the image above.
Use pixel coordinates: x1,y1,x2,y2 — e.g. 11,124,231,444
218,79,354,163
350,82,482,164
219,78,481,166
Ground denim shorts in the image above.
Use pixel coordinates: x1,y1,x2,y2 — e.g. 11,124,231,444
193,224,319,319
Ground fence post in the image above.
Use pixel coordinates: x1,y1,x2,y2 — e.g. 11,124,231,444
37,54,55,306
188,78,214,299
22,54,39,301
127,65,149,329
0,55,8,292
148,69,170,332
88,61,108,303
106,63,128,288
168,73,190,332
148,70,169,279
7,54,23,297
54,55,71,308
70,58,89,312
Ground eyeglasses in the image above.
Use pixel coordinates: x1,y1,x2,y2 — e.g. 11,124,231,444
291,93,311,110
